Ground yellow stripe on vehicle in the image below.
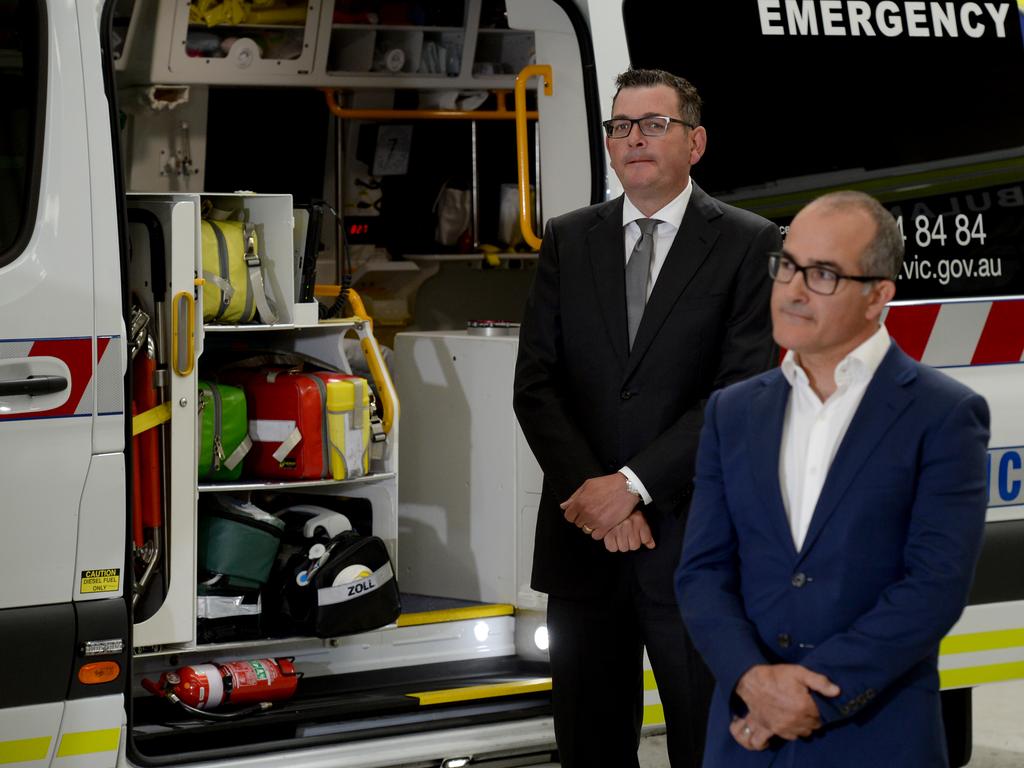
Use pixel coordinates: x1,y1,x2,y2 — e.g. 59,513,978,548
396,603,514,627
940,628,1024,656
940,661,1024,689
643,703,665,727
0,736,51,764
408,677,551,705
55,728,120,758
643,669,657,691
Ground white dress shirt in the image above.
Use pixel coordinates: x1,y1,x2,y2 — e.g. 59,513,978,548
619,183,694,504
779,324,892,551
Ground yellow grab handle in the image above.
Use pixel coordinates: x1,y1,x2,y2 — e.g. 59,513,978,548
514,64,553,251
170,290,195,376
346,288,399,436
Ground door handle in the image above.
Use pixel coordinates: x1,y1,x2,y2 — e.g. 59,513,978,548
0,375,69,397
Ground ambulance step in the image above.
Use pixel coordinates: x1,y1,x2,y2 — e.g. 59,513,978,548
131,656,551,763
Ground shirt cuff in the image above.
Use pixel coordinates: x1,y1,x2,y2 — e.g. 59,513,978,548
619,467,652,505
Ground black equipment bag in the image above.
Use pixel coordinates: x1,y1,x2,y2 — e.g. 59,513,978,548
264,524,401,638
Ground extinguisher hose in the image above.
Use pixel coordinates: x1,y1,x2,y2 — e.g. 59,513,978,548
141,679,273,720
163,690,273,720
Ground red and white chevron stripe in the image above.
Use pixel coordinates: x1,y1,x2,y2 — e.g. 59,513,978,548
882,298,1024,368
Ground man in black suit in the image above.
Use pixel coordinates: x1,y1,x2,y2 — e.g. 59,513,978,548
513,69,781,768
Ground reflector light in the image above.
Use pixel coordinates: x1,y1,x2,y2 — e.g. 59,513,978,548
78,661,121,685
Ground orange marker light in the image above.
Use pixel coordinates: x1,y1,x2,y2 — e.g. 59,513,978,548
78,661,120,685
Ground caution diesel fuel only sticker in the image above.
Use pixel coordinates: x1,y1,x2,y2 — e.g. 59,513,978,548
80,568,121,594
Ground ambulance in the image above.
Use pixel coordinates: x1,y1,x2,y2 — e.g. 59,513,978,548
0,1,1021,768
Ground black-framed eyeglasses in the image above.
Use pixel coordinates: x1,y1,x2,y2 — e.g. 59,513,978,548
602,115,694,139
768,251,891,296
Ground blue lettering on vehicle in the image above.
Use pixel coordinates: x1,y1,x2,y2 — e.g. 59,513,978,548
988,447,1024,507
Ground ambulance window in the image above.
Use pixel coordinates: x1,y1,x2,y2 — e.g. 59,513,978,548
623,0,1024,301
0,0,44,267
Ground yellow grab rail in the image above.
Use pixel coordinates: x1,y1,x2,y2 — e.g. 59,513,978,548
322,88,537,121
312,285,399,435
514,65,552,251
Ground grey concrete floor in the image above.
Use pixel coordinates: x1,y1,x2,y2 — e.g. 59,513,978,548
632,681,1024,767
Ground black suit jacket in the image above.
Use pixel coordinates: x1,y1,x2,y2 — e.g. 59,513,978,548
513,182,781,602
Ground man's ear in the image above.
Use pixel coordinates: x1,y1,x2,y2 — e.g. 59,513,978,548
866,280,896,320
690,126,707,165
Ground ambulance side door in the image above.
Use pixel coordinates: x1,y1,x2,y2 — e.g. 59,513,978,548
0,2,126,759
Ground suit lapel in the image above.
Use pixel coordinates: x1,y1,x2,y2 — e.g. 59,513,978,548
624,182,721,382
749,371,799,559
587,196,629,366
796,345,918,563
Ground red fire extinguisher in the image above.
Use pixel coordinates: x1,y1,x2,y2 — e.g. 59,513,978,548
143,658,299,719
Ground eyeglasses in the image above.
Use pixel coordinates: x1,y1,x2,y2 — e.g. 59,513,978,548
768,251,891,296
602,115,694,139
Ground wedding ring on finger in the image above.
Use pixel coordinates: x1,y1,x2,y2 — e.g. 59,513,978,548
582,524,594,534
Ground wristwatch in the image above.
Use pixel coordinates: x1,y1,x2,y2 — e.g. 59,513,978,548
624,477,641,497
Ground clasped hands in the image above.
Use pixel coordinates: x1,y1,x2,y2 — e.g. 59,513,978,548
560,473,655,552
730,664,840,752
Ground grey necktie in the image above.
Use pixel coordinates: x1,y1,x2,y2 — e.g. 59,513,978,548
626,218,659,348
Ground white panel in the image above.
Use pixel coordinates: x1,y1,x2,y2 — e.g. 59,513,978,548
73,453,126,600
397,331,545,609
52,695,123,768
0,702,62,767
130,197,200,647
507,0,594,221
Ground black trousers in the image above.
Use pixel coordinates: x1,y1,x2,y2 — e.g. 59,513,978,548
546,566,714,768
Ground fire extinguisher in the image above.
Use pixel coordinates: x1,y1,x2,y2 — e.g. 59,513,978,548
142,658,300,719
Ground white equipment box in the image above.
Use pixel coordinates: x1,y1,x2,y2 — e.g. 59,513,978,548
395,330,545,608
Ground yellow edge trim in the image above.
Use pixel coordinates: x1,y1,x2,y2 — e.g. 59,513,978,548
940,628,1024,656
55,728,120,758
643,703,665,727
409,678,551,706
396,603,514,627
0,736,51,764
132,402,172,437
940,661,1024,689
643,669,657,691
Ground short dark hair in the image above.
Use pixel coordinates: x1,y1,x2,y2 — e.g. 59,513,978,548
613,69,702,127
812,191,905,279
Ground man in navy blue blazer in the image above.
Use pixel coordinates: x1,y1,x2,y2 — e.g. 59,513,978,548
675,190,990,767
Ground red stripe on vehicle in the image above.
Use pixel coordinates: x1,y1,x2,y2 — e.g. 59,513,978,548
971,300,1024,365
884,305,941,361
26,338,92,416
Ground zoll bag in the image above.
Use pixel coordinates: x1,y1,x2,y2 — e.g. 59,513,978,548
263,507,401,638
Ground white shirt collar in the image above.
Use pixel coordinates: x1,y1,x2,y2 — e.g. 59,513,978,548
781,324,891,390
621,180,692,231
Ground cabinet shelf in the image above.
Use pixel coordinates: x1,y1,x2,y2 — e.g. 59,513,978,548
199,472,396,493
203,318,359,333
332,24,462,32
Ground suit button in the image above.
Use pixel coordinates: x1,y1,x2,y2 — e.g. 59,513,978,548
620,390,633,400
777,633,791,649
791,572,807,588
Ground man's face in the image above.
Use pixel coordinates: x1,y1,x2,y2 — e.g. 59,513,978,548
606,85,705,202
771,205,891,358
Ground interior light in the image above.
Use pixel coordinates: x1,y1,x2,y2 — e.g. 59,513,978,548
534,625,549,651
473,621,490,643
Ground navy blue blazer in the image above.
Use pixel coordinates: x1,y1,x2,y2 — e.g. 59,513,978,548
676,342,990,768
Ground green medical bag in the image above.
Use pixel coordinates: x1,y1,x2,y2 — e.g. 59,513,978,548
198,379,251,481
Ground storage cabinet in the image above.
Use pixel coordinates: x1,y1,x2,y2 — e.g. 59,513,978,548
118,0,535,89
129,191,399,653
